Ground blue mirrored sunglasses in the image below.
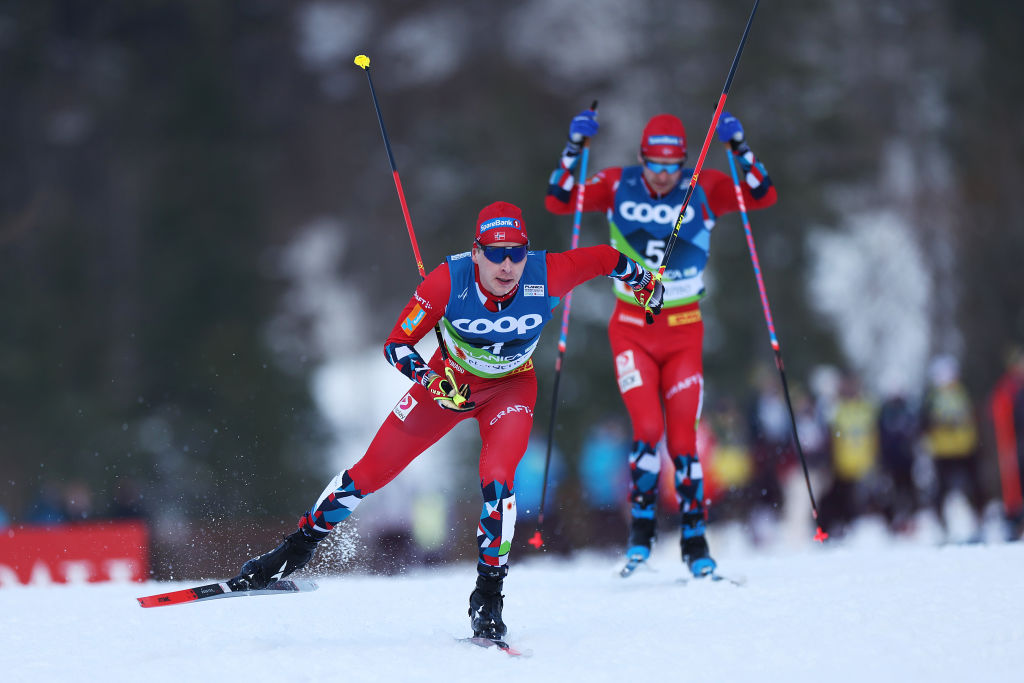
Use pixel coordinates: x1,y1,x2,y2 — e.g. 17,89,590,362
476,241,529,264
643,159,683,174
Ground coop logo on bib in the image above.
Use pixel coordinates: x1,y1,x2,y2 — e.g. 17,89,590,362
620,201,695,225
452,313,544,336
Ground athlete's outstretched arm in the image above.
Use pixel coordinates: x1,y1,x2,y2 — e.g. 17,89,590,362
546,245,652,297
382,263,450,386
702,146,776,215
545,166,620,215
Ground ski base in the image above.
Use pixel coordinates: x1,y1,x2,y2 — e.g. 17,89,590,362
137,578,319,608
458,636,530,657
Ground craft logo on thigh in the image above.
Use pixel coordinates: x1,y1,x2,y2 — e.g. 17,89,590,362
665,372,702,400
488,404,533,426
393,393,417,421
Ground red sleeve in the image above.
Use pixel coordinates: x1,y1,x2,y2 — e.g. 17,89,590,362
384,262,450,347
544,167,621,215
545,245,622,298
701,167,778,217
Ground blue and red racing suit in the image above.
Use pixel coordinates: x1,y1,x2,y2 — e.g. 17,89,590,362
545,149,777,527
298,245,651,571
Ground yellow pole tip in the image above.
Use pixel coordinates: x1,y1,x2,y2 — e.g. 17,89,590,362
354,54,370,69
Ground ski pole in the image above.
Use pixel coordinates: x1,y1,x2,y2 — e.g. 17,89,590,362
646,0,761,324
354,54,449,360
529,101,598,550
725,145,828,543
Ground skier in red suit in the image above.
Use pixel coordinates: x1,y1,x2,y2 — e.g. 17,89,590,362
230,201,663,641
545,109,777,576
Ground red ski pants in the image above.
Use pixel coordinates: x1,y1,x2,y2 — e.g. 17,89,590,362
607,299,704,456
347,352,538,494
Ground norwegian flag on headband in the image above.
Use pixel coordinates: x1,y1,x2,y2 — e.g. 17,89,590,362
475,201,528,245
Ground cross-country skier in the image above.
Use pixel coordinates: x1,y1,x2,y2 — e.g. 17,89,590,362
230,201,663,641
544,109,777,577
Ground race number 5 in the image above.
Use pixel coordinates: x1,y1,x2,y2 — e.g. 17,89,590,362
645,240,666,267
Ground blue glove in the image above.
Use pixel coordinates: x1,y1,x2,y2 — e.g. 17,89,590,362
568,109,599,143
717,111,744,144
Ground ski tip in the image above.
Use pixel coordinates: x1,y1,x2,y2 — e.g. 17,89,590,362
710,572,747,587
459,637,530,658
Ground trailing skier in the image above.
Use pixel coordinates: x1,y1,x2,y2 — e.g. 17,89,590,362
545,109,777,576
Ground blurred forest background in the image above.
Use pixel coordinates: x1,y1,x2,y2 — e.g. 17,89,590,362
1,1,1022,568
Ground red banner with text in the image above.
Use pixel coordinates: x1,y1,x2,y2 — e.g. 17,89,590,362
0,520,149,586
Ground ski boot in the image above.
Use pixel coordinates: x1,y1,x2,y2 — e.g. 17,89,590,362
229,528,320,591
621,517,656,577
468,565,508,640
681,515,716,578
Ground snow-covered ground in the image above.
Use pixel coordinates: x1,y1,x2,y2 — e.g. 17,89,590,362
2,524,1022,683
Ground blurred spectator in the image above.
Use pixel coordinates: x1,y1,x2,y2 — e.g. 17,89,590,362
578,417,631,547
410,492,448,563
110,477,147,518
746,365,794,517
0,505,9,529
920,355,984,539
25,480,69,524
514,433,566,522
578,417,630,510
808,364,842,427
877,391,920,533
703,397,754,524
989,345,1024,538
793,387,830,472
62,480,95,521
778,386,832,545
819,373,878,536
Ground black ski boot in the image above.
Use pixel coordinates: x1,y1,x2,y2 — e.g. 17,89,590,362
620,516,657,577
626,517,657,562
680,514,716,578
229,528,320,591
468,565,508,640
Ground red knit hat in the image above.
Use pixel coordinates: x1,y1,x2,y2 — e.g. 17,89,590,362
640,114,687,159
475,201,528,245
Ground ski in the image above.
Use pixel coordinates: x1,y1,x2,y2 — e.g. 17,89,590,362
619,552,658,577
457,636,530,658
677,572,746,587
619,557,647,577
137,578,318,608
710,572,746,586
